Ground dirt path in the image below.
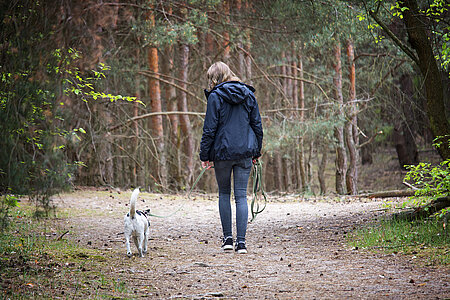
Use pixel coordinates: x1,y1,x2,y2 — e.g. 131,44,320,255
55,190,449,299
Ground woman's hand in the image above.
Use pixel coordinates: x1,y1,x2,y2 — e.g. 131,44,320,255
201,161,213,169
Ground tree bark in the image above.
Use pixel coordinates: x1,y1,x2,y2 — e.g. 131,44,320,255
222,0,231,63
245,29,252,85
292,43,298,116
148,46,167,190
165,45,181,187
134,46,141,187
393,197,450,221
318,145,328,195
333,41,347,195
244,1,252,84
281,51,288,101
398,73,418,168
356,189,416,198
297,45,307,192
179,43,194,187
292,44,301,191
400,0,450,160
345,39,358,195
283,151,293,192
236,0,246,80
275,152,284,192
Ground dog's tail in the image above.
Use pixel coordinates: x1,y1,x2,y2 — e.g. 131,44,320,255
129,188,140,219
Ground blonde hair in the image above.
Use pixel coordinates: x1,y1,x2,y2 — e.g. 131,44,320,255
207,61,241,89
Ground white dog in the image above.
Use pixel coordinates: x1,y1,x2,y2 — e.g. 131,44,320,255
124,188,150,257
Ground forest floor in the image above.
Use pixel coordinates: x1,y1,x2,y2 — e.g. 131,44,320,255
15,188,447,299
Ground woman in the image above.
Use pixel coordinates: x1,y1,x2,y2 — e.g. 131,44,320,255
200,61,263,254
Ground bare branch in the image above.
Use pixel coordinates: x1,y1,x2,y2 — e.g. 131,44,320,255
354,52,408,62
252,74,331,101
138,71,206,104
358,130,383,148
109,111,205,132
402,181,419,190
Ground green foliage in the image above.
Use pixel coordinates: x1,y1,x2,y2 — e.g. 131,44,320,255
362,0,450,77
405,137,450,197
349,217,449,265
47,48,138,104
264,113,340,154
0,46,140,212
403,137,450,217
0,195,19,232
0,0,140,212
405,161,450,199
139,2,212,47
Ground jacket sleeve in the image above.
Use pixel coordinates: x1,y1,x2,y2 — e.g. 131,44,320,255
199,92,220,161
249,96,263,158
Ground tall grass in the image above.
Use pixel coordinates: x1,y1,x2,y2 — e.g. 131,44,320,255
349,217,449,265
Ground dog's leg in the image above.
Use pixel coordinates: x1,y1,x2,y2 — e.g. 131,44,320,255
137,232,145,257
133,235,139,252
125,234,132,257
143,227,149,254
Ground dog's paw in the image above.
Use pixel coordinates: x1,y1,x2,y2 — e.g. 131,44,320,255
127,251,132,257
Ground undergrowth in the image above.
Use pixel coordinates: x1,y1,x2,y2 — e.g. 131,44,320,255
349,217,449,265
0,204,139,299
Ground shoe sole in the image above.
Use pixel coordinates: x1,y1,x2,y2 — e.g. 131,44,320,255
237,249,247,254
222,245,233,251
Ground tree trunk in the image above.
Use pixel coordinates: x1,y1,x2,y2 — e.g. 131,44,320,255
393,73,419,169
133,47,141,187
306,140,314,187
345,121,357,194
147,47,167,190
283,152,293,193
393,197,450,221
275,152,284,192
333,41,347,195
401,0,450,160
204,31,214,69
245,30,252,85
179,44,194,187
286,54,292,101
393,123,418,169
222,0,230,63
297,46,307,192
165,45,181,188
345,39,358,195
244,0,252,85
318,145,328,195
236,0,246,80
281,51,288,100
292,44,301,191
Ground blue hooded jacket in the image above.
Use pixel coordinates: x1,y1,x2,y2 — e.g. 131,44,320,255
200,81,263,162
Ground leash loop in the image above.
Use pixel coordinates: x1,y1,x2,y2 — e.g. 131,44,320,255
250,159,268,222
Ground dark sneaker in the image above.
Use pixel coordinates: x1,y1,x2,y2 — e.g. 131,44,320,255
235,242,247,254
221,237,233,251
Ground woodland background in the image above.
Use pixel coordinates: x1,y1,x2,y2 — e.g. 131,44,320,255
1,0,449,199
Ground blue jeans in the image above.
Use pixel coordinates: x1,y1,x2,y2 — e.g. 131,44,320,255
214,158,252,243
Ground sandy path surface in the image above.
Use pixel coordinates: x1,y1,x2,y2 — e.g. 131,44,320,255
55,190,449,299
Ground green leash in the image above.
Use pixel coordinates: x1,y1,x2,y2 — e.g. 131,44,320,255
147,166,210,218
250,159,268,222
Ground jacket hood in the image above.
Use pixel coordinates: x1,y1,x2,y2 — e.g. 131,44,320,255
204,81,255,105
